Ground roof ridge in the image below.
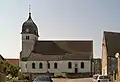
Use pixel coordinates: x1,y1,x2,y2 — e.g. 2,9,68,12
37,40,93,41
104,31,120,34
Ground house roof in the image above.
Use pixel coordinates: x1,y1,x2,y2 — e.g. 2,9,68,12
32,41,67,55
5,59,19,65
28,40,93,61
33,40,93,55
28,52,92,61
0,55,5,61
104,31,120,57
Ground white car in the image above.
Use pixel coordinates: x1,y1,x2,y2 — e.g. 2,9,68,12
93,74,109,82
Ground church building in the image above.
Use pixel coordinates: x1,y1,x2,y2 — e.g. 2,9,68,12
19,10,93,79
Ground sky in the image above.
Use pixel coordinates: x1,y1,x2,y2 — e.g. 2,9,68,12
0,0,120,58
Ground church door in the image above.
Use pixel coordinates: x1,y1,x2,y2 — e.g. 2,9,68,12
75,68,78,73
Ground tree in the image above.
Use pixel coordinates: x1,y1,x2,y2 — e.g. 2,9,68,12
0,61,20,78
9,65,20,78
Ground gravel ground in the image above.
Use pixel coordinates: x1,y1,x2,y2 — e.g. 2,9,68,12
53,78,93,82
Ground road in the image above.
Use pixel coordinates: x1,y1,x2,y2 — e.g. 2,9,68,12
53,78,93,82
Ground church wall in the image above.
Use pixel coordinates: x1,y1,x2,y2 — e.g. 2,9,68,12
59,60,91,73
20,60,91,73
19,61,27,73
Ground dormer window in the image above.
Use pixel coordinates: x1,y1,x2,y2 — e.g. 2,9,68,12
26,36,29,40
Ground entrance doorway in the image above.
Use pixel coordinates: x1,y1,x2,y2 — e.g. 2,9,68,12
75,68,78,73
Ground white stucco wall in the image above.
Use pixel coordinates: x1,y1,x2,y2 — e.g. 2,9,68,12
20,60,91,73
19,61,28,73
102,36,108,75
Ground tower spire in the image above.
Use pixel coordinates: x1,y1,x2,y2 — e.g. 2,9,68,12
28,5,31,20
29,5,31,14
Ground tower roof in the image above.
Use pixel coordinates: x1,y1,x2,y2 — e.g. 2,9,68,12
21,6,39,36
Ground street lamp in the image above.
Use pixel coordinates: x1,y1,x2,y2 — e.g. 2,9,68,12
115,53,119,58
115,53,120,82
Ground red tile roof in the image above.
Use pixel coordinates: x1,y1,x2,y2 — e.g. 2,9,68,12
5,59,19,65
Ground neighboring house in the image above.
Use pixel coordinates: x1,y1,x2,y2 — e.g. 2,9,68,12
93,58,101,74
0,55,6,82
0,55,5,62
19,11,93,79
5,59,19,66
102,31,119,75
0,54,5,72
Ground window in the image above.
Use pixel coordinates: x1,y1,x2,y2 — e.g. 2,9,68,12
54,63,57,69
26,36,29,40
32,62,35,69
26,64,27,68
68,62,72,69
39,63,43,69
75,64,77,67
81,62,84,69
47,63,50,69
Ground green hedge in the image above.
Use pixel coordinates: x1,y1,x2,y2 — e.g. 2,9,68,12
54,73,66,77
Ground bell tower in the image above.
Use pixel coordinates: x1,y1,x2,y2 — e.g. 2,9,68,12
20,5,39,59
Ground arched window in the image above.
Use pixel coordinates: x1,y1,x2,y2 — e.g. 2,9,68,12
39,63,43,69
26,36,29,40
81,62,84,69
68,62,72,69
54,62,57,69
48,63,50,69
32,62,35,69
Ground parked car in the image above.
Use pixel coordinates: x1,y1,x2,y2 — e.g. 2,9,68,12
93,74,109,82
33,75,53,82
93,74,100,82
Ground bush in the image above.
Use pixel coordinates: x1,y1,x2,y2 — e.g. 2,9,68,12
54,73,66,78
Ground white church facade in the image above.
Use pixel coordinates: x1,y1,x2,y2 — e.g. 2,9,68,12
19,11,93,79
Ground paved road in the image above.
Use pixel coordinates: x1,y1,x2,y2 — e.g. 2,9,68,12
53,78,93,82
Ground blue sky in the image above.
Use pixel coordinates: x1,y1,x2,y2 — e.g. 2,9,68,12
0,0,120,58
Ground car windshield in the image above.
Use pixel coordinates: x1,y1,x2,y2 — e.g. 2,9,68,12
34,76,52,81
99,76,109,79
